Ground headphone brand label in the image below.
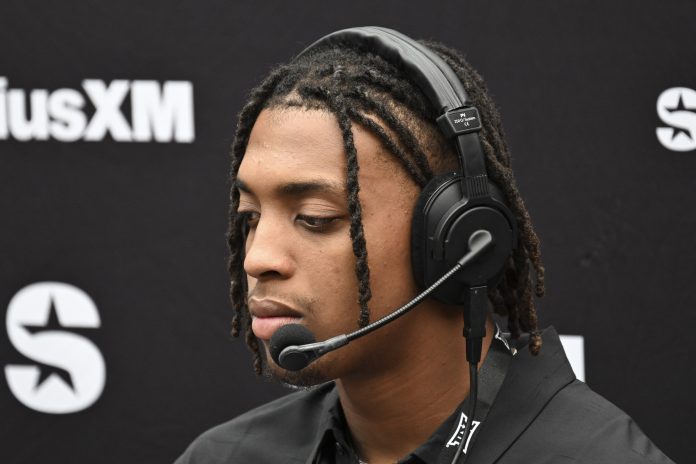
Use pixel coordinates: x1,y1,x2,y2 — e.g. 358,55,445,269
453,113,478,125
449,108,481,132
0,77,195,143
656,87,696,152
437,107,482,138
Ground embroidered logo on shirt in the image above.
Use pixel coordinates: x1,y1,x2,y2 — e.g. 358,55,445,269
445,413,481,454
494,325,516,355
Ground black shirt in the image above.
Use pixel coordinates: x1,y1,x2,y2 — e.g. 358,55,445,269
315,328,513,464
175,327,674,464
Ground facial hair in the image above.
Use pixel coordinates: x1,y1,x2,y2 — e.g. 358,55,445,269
247,287,329,387
260,343,332,388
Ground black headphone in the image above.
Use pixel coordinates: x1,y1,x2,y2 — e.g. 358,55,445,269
298,26,518,306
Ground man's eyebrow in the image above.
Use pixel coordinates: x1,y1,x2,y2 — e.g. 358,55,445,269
277,180,345,197
235,178,251,193
235,178,345,197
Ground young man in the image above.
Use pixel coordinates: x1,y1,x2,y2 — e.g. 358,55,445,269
176,28,673,464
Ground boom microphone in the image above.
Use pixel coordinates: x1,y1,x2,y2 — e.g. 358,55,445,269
269,229,493,371
269,324,317,370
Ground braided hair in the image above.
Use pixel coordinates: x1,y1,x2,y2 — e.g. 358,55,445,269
227,39,545,375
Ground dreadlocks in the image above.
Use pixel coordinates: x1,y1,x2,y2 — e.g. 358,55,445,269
227,39,545,375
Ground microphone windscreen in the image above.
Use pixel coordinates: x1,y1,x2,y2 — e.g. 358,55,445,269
269,324,316,365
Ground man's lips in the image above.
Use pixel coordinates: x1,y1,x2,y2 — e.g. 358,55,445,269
252,316,302,341
248,299,302,341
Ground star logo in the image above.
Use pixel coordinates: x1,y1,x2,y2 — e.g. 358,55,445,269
656,87,696,152
20,297,86,391
5,282,106,414
664,93,696,141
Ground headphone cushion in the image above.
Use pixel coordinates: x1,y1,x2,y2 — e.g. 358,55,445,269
411,171,459,290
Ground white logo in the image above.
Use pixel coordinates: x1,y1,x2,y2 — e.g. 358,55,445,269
656,87,696,152
494,325,513,354
445,412,481,454
0,77,195,143
4,282,106,414
559,334,585,382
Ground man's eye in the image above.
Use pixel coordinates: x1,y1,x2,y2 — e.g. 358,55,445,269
296,214,338,231
239,211,260,230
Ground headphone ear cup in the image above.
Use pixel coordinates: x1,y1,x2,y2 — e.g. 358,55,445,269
412,173,518,305
411,171,460,290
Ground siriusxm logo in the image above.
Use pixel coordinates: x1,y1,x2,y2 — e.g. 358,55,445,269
4,282,105,414
0,77,194,143
656,87,696,152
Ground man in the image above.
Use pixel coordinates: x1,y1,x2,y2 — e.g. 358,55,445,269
176,28,673,463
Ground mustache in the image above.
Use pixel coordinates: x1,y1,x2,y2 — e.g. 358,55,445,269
246,286,319,315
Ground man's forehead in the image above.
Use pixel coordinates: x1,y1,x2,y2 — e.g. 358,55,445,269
241,108,349,171
246,108,344,155
238,106,420,201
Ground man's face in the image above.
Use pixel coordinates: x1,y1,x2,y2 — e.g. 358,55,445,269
237,107,423,384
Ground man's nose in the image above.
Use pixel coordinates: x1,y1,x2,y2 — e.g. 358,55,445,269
243,215,295,280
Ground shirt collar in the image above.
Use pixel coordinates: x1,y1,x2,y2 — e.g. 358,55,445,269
306,329,515,464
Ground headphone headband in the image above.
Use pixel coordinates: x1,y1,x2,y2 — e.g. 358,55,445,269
297,26,470,112
297,26,487,181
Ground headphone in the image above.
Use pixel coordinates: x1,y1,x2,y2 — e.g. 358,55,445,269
298,26,518,306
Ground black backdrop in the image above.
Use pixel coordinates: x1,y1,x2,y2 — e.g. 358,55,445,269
1,1,693,462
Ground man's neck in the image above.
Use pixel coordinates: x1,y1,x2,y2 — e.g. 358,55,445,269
336,316,495,464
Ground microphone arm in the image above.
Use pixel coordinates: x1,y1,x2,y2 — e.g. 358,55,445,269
278,229,494,370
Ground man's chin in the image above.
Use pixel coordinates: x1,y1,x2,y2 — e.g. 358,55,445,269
261,355,332,388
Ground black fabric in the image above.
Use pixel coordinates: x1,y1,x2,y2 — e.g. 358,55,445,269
435,335,512,464
174,328,674,464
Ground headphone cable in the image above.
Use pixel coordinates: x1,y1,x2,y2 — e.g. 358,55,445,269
451,362,478,464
